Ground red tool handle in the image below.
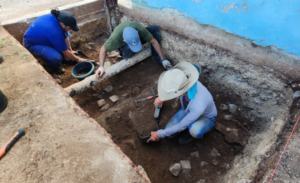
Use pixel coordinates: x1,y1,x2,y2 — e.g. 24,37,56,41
0,129,25,159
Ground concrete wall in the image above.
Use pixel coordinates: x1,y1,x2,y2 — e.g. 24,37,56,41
133,0,300,58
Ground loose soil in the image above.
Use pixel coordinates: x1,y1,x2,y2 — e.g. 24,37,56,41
71,57,251,183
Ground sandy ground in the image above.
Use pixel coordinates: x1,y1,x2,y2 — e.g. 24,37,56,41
0,0,84,22
0,26,149,182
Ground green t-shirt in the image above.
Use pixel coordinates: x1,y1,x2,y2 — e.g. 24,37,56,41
104,21,153,52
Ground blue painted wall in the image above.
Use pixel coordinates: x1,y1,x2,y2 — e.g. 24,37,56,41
132,0,300,57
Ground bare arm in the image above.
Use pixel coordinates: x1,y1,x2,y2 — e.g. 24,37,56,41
65,36,76,53
61,50,86,62
98,46,107,67
150,37,164,59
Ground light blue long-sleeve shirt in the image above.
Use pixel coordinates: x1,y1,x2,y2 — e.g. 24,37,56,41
157,81,217,138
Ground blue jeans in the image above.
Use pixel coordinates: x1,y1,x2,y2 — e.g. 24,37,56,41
165,108,216,138
23,32,71,69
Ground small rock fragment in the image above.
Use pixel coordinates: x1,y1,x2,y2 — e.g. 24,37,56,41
215,122,241,144
220,104,228,111
293,91,300,99
169,163,182,176
200,161,207,167
122,93,129,98
224,114,232,121
211,148,221,157
180,160,191,174
104,61,112,69
132,87,140,95
103,85,113,92
228,104,237,113
92,93,100,97
196,179,206,183
237,179,252,183
97,99,106,107
100,104,109,111
55,78,62,84
191,151,199,158
110,95,119,103
212,159,218,166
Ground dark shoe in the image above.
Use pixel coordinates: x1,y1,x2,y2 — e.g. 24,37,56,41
0,90,8,113
0,54,3,64
54,66,65,74
178,131,194,145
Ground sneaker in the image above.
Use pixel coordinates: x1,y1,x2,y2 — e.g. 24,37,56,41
178,131,194,145
54,66,65,74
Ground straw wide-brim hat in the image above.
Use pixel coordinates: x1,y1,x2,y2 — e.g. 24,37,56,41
158,61,199,101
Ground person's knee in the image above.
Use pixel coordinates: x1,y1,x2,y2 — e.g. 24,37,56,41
189,127,205,138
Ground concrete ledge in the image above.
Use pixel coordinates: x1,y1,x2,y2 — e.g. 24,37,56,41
2,0,106,42
0,25,148,183
118,0,300,81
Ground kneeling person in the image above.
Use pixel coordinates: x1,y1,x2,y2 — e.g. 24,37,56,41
96,21,171,79
148,62,217,144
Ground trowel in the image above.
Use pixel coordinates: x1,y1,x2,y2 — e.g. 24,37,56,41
75,50,99,66
151,88,161,122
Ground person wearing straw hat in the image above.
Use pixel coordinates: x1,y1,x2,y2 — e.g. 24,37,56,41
147,62,217,145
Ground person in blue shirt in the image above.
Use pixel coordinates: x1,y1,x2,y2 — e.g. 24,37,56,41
23,9,87,74
148,62,217,145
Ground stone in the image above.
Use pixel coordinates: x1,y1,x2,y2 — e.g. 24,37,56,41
224,114,232,121
210,148,221,157
169,163,182,176
293,91,300,99
215,122,241,144
219,104,228,111
132,87,140,95
228,104,237,113
103,85,113,93
104,61,112,69
196,179,206,183
237,179,252,183
109,95,119,103
100,104,109,111
212,159,218,166
55,78,62,84
200,161,207,167
180,160,191,173
97,99,106,108
190,151,199,158
122,93,129,98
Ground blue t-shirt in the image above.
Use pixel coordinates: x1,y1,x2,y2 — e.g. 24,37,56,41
24,14,68,52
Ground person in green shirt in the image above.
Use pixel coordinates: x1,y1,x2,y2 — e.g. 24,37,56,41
96,21,171,79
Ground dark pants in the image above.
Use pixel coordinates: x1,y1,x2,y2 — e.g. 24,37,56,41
119,25,162,65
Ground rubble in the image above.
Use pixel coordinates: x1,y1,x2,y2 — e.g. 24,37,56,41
122,93,129,98
169,163,182,176
219,104,228,111
215,122,241,144
55,78,62,84
103,85,113,92
100,104,109,111
293,91,300,99
196,179,206,183
109,95,119,103
224,114,233,121
200,161,207,167
180,160,191,174
97,99,106,107
210,148,221,157
228,104,237,113
191,151,199,158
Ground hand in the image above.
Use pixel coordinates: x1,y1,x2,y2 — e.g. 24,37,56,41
71,50,78,54
154,97,163,108
96,67,105,79
78,58,88,62
147,131,160,143
162,60,171,69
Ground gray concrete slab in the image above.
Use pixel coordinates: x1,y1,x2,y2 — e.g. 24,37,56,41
0,0,85,22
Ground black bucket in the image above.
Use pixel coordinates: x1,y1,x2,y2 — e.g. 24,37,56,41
0,90,8,113
71,61,95,81
137,121,159,143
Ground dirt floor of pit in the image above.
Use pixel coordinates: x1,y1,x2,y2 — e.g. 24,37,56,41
70,56,251,183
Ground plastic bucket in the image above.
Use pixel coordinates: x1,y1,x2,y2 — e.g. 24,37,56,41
71,61,95,81
0,90,8,113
